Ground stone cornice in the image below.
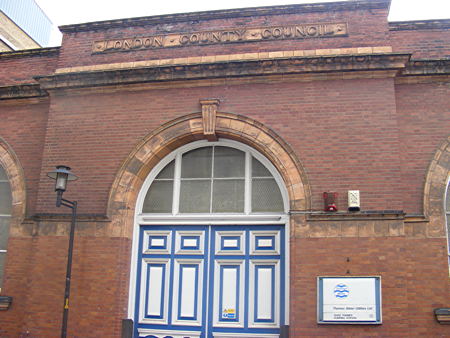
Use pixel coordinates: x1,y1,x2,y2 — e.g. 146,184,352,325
0,47,60,59
389,19,450,31
36,53,410,90
0,84,48,100
403,59,450,76
59,0,390,33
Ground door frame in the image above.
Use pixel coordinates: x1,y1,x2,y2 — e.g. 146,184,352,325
127,139,291,334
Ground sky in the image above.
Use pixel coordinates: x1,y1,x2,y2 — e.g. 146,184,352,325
35,0,450,46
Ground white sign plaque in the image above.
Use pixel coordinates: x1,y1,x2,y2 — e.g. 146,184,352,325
317,276,381,324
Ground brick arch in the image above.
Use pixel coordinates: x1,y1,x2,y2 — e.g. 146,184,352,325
423,135,450,237
0,138,26,231
107,112,310,238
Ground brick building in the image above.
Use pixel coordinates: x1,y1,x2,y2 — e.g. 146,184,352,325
0,0,449,336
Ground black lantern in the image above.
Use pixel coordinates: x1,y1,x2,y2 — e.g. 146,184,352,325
47,165,78,338
47,165,77,207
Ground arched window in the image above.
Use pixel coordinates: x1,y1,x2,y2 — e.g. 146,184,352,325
141,142,285,215
0,165,12,289
131,141,289,337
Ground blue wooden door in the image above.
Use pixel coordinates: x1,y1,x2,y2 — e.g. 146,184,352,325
133,225,285,338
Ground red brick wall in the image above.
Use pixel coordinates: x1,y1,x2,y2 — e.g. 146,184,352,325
36,77,403,214
0,237,33,337
390,29,450,59
56,7,389,69
0,53,58,86
2,235,131,337
0,98,49,215
290,237,450,336
395,81,450,214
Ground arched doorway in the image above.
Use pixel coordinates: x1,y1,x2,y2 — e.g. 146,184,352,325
129,139,289,338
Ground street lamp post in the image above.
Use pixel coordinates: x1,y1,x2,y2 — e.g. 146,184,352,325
47,165,78,338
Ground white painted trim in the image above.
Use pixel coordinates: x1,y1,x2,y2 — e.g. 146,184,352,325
250,230,280,256
213,259,245,328
139,214,286,225
128,139,291,330
210,146,216,213
142,230,171,255
175,230,205,255
205,227,212,338
172,258,204,326
445,176,450,274
285,222,290,325
248,259,280,328
245,151,251,214
172,152,182,215
215,230,245,255
139,258,171,324
127,208,139,319
137,328,201,337
213,334,278,338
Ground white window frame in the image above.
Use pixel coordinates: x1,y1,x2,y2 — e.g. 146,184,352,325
128,139,290,326
138,139,287,218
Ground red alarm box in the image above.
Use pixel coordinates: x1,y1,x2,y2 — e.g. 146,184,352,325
323,192,338,212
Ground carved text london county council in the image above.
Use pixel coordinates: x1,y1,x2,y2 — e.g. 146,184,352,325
92,23,348,53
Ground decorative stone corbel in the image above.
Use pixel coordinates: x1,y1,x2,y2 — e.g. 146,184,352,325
200,99,220,141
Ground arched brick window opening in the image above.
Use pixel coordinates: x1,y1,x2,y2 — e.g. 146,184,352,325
107,112,309,239
0,138,26,292
445,179,450,268
423,136,450,272
130,140,290,337
107,112,309,336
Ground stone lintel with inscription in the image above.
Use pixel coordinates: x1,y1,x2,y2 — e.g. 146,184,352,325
92,23,348,54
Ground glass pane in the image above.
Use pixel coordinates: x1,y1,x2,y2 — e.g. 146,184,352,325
447,215,450,248
181,148,212,179
0,217,10,250
252,157,271,177
446,183,450,211
214,147,245,178
252,178,284,212
0,166,7,181
179,180,211,213
142,181,173,213
212,179,245,212
0,252,5,288
156,160,175,179
0,182,12,215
